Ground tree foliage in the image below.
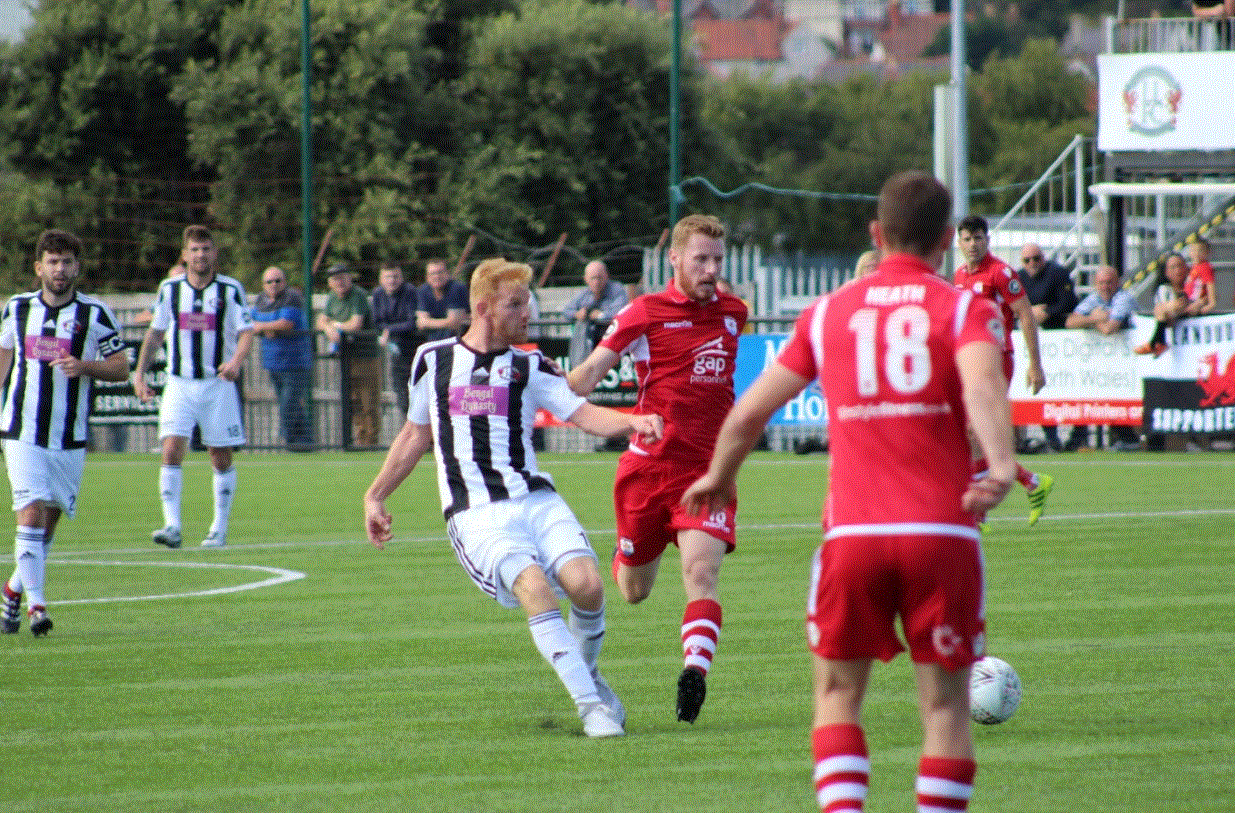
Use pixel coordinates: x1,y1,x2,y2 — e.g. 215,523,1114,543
172,0,458,280
0,0,1098,291
0,0,234,288
452,0,723,256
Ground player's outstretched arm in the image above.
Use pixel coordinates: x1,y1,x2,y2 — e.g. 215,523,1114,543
568,402,662,444
682,362,810,517
566,345,620,396
364,420,433,549
957,342,1016,514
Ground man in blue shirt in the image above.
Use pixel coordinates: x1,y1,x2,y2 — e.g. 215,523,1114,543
1064,266,1140,450
372,262,421,420
253,266,313,450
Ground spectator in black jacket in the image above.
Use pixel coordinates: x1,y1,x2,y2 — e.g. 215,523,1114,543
372,262,421,421
1017,244,1077,452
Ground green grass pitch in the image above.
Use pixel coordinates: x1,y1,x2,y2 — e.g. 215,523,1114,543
2,450,1232,812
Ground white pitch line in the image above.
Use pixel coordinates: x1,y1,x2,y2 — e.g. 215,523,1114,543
48,559,305,606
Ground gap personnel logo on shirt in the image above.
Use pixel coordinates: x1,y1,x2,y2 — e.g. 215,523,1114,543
1122,66,1182,136
690,337,729,383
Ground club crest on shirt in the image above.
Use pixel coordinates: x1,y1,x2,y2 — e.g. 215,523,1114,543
1008,278,1022,295
494,364,523,383
986,317,1003,342
724,316,738,336
59,317,83,335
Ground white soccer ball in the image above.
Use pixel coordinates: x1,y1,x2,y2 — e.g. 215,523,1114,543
969,655,1022,724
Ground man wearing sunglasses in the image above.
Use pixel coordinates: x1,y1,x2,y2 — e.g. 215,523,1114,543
1017,244,1077,453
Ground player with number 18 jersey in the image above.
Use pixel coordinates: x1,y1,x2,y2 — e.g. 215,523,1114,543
778,254,1003,533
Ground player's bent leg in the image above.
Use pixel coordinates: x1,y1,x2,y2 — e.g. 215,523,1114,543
678,530,725,601
509,560,621,736
614,556,661,604
558,556,626,728
556,554,604,612
676,531,728,723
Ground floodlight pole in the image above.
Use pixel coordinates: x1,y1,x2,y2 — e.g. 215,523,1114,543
950,0,969,220
300,0,316,442
669,0,682,226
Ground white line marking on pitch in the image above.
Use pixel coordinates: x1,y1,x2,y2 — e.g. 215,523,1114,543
48,560,305,606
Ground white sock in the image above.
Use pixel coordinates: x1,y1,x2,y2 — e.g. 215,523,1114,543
6,570,21,594
528,609,599,707
568,603,606,672
209,467,236,536
159,465,183,530
14,526,45,608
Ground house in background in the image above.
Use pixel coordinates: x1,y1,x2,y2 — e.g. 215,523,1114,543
627,0,950,81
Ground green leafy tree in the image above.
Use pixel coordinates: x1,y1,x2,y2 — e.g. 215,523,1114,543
452,0,727,266
969,38,1095,213
0,1,237,290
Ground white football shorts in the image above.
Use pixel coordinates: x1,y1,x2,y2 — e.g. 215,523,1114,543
159,375,245,447
3,439,86,517
446,489,597,609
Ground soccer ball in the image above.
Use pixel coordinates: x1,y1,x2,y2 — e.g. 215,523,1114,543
969,656,1022,724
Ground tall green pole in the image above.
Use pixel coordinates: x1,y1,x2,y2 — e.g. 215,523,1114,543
300,0,316,443
668,0,681,226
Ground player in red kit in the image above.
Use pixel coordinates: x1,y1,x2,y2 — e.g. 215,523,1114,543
568,214,747,724
683,171,1016,813
954,215,1053,526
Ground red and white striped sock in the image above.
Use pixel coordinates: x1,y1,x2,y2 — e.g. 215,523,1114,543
681,598,722,675
812,723,869,812
916,756,976,813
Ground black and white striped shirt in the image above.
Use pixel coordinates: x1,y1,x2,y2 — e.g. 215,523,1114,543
150,273,253,379
0,291,125,450
410,338,586,518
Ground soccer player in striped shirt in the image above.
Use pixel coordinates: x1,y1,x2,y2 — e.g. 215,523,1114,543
364,258,662,738
683,172,1016,813
0,229,130,636
133,225,254,549
568,214,748,724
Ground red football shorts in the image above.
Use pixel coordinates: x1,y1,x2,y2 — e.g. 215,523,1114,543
612,453,737,567
806,531,986,670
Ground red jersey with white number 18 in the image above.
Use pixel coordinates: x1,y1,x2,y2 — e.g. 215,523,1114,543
599,278,747,463
777,254,1003,532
